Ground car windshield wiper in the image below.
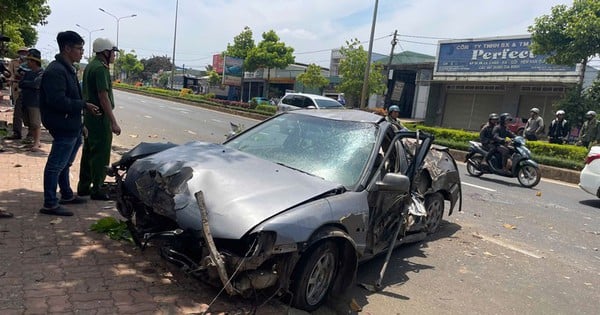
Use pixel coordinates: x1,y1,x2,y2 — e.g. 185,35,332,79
275,162,324,179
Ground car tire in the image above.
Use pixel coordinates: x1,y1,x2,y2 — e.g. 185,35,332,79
424,192,444,234
291,241,339,311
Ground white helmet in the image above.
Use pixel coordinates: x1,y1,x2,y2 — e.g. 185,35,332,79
92,38,118,53
530,107,540,114
556,110,565,115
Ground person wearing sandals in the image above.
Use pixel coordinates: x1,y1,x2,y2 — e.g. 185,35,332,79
19,48,44,152
39,31,101,216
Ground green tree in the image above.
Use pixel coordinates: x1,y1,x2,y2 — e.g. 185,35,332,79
554,85,592,128
206,70,222,94
140,55,172,82
0,0,51,56
115,50,144,83
225,26,255,60
337,38,386,108
528,0,600,85
245,30,295,96
296,63,329,92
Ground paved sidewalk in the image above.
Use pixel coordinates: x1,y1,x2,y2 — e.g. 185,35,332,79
0,96,290,314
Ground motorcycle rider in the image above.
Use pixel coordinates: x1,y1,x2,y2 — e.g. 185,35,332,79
480,113,499,163
492,113,516,173
548,110,570,144
386,105,407,131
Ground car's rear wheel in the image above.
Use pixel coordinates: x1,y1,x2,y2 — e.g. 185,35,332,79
466,156,484,177
424,192,444,234
291,241,339,311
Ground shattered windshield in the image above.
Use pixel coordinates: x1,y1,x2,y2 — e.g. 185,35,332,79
225,113,377,187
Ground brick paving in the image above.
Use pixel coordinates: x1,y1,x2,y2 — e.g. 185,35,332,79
0,89,291,315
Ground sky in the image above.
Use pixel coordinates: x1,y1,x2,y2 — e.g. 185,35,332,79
34,0,586,70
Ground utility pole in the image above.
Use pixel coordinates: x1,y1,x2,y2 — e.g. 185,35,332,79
385,30,398,109
360,0,379,109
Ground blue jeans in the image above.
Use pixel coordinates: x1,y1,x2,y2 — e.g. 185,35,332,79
43,134,82,208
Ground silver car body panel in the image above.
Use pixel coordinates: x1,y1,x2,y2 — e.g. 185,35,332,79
128,141,343,239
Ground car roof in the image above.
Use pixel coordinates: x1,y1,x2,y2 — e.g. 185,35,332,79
285,108,384,124
283,92,338,101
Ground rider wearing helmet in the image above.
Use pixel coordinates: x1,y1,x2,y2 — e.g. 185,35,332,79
480,113,498,150
492,113,516,173
386,105,407,131
480,113,499,163
577,110,598,148
548,110,570,144
524,107,544,141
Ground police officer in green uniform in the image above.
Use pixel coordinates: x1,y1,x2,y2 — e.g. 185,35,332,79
78,38,121,200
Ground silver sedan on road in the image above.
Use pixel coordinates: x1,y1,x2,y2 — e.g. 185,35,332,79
110,109,462,311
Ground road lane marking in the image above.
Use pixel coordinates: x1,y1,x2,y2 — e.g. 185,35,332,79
462,182,496,192
477,233,543,259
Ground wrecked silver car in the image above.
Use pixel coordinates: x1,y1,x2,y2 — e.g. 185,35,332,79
109,109,462,311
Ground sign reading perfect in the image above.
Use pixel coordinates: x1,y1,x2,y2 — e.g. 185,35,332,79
436,37,576,73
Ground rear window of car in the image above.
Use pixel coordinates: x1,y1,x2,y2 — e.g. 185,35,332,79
315,98,344,109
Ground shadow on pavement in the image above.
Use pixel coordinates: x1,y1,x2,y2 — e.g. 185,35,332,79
321,220,462,314
579,199,600,208
0,187,287,314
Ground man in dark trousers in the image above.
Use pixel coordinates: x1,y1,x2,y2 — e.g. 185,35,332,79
78,38,121,200
39,31,101,216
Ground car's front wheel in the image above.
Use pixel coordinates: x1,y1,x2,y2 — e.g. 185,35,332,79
291,241,339,311
424,192,444,234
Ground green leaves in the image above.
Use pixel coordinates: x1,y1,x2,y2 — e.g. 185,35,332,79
90,217,133,243
529,0,600,66
297,64,329,91
337,39,386,108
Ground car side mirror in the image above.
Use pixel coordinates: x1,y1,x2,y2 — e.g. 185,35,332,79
307,105,316,109
376,173,410,193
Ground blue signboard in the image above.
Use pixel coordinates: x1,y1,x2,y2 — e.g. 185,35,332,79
436,37,576,73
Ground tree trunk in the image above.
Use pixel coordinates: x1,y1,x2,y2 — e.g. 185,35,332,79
579,57,587,89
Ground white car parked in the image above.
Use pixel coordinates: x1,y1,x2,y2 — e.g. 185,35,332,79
276,92,344,113
579,146,600,197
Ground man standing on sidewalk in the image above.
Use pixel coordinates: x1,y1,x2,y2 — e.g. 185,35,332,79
78,38,121,200
39,31,101,216
4,47,29,140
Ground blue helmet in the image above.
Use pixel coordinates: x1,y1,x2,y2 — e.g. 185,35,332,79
388,105,400,113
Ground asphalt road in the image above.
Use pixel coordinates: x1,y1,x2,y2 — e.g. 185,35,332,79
110,90,599,314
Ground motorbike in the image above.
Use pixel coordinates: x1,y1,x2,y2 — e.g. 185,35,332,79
465,136,541,188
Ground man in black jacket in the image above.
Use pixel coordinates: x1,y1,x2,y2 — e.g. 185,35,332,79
492,113,516,174
39,31,100,216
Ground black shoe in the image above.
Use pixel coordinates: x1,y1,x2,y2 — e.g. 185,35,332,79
4,134,21,140
58,196,87,205
90,193,111,201
77,191,90,197
39,205,74,216
0,210,14,218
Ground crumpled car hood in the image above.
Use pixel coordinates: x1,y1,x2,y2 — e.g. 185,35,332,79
128,141,341,239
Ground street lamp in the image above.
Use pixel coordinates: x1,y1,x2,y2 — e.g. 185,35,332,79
99,7,137,79
98,8,136,50
75,24,104,60
170,0,179,89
